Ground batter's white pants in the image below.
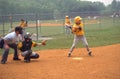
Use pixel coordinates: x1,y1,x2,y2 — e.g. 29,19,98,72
69,35,90,54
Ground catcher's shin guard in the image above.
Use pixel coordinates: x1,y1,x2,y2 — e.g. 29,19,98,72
30,53,39,59
24,50,32,62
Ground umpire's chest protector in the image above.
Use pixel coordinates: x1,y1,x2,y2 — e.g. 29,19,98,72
20,40,32,52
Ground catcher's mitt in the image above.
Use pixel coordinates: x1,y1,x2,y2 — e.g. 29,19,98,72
41,40,47,45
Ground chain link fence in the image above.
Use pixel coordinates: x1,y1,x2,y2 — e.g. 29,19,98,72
0,12,120,40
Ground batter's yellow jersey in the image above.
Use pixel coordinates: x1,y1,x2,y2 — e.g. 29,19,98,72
72,22,84,36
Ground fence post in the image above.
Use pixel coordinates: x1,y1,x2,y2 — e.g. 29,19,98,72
9,15,13,28
37,19,41,34
2,16,5,36
35,14,39,40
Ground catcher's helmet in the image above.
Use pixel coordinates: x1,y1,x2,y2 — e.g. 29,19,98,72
24,34,30,39
24,34,31,42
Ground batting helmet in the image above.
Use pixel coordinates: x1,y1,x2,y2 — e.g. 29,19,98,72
74,16,82,23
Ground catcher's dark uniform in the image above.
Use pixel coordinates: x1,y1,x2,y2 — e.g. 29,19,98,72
18,36,39,63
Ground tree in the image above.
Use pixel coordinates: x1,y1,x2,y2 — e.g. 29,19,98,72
0,0,109,18
0,0,10,15
111,0,117,12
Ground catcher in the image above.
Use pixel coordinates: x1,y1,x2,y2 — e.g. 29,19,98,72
17,34,47,63
68,16,92,57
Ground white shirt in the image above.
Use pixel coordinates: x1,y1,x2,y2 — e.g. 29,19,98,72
3,32,22,44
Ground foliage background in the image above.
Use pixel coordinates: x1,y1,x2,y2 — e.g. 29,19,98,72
0,0,120,15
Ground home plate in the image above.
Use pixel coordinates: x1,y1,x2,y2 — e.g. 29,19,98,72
72,57,83,60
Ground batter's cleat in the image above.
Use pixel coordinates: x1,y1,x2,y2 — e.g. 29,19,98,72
68,53,71,57
13,58,21,61
88,51,92,56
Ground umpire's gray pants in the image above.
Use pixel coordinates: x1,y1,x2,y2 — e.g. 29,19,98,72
1,43,18,63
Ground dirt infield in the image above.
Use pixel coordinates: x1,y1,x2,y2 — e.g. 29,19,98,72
0,44,120,79
28,21,100,27
29,23,63,27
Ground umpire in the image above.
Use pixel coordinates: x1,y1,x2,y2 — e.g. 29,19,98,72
1,26,23,64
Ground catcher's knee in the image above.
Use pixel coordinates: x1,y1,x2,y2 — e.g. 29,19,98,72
27,50,32,54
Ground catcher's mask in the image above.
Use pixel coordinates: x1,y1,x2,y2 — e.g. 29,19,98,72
24,34,31,42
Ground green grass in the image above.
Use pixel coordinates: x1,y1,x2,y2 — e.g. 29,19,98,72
32,22,120,51
41,26,120,49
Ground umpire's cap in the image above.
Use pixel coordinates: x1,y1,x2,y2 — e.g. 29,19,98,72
15,26,23,34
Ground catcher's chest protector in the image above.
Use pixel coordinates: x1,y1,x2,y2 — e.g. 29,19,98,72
20,40,32,52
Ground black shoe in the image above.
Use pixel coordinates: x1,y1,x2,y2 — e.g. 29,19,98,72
13,58,21,61
24,57,30,63
24,57,26,60
24,59,30,63
68,53,71,57
88,51,92,56
1,61,6,64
